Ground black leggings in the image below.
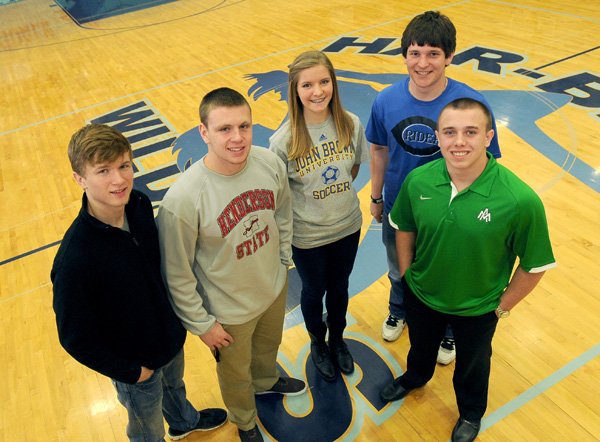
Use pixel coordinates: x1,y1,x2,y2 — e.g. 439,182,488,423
292,229,360,341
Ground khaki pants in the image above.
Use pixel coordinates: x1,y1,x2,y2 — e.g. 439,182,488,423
217,278,287,430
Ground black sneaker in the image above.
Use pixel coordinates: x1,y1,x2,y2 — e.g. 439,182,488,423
167,408,227,440
238,426,264,442
255,376,307,396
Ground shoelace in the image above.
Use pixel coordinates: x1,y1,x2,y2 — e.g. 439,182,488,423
386,315,399,326
441,337,455,350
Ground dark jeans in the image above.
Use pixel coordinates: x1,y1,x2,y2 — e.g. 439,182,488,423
398,279,498,421
292,229,360,341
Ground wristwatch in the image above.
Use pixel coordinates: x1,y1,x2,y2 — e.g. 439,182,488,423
371,196,383,204
495,306,510,319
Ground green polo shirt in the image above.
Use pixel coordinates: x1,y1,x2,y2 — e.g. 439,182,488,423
389,153,556,316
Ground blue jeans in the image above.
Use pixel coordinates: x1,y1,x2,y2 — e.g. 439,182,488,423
382,212,405,319
112,349,199,442
383,213,453,338
292,229,360,341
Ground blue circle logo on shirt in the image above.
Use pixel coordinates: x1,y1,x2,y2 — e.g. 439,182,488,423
392,117,440,157
322,165,340,184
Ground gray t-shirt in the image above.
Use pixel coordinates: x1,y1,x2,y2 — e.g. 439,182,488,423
269,112,369,248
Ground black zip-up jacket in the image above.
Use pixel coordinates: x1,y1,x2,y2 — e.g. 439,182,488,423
51,190,186,384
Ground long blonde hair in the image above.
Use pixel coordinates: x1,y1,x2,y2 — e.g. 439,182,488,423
287,51,354,160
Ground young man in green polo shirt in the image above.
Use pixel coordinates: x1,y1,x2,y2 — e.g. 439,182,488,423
379,98,556,442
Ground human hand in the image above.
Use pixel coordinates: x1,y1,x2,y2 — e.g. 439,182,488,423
137,366,154,383
199,322,234,351
370,202,383,223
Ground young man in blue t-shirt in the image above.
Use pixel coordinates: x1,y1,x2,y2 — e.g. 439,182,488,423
366,11,501,364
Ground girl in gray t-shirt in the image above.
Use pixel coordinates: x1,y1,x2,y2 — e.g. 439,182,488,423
269,50,369,382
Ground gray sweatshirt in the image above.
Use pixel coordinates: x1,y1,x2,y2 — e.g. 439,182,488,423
157,147,292,335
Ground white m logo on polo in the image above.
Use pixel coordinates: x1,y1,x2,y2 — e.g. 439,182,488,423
477,208,492,223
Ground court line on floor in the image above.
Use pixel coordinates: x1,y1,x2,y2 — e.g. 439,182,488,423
488,0,600,22
1,281,51,304
537,45,600,69
1,0,247,52
0,240,61,267
0,1,470,138
3,0,595,139
481,342,600,433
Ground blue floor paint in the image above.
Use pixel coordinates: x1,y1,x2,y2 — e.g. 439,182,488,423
257,330,404,441
55,0,176,24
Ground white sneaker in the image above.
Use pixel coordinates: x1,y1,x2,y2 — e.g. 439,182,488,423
437,337,456,365
382,314,405,342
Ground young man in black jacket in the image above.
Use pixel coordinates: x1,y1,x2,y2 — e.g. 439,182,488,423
51,124,227,441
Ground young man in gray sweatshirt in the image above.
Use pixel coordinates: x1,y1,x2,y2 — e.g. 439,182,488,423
157,87,306,442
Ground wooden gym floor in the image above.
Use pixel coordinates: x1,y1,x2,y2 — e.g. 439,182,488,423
1,0,599,440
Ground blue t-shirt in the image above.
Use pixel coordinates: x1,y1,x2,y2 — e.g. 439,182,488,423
366,77,502,213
